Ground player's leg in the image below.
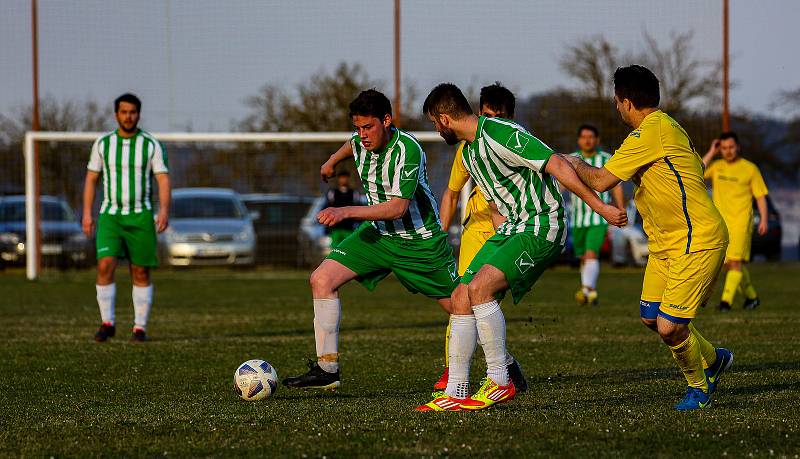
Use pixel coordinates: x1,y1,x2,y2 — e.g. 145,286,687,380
720,259,742,311
122,211,159,342
739,265,760,310
639,256,668,333
580,225,606,305
572,227,588,304
719,225,749,311
93,214,123,342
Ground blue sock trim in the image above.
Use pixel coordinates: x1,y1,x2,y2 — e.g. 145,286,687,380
639,300,660,320
657,309,692,325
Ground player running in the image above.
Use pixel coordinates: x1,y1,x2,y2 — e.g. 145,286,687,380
282,89,459,390
435,82,527,393
702,132,769,311
418,83,626,411
82,93,171,343
567,125,624,305
561,65,734,410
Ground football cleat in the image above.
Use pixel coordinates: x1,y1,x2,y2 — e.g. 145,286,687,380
587,290,599,306
674,385,712,410
507,359,528,393
131,328,148,342
718,301,732,312
415,391,474,412
433,367,449,391
94,323,116,342
743,297,760,311
574,289,587,305
460,377,516,411
282,360,340,390
705,347,734,394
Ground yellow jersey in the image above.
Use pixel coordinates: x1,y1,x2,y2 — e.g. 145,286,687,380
704,158,768,233
605,111,728,259
448,142,494,232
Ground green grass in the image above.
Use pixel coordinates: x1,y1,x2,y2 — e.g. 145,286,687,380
1,264,799,457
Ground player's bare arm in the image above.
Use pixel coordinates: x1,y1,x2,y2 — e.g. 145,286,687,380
155,173,171,233
546,154,627,227
82,170,100,236
439,188,460,230
320,141,354,182
755,195,769,235
318,198,410,227
611,184,625,209
559,153,622,192
702,139,720,168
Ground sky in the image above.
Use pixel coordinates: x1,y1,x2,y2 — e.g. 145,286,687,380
0,0,798,131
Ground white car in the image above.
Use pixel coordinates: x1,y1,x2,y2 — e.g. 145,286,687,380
610,201,649,267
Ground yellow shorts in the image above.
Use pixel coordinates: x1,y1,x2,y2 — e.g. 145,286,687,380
457,224,494,276
640,247,726,322
725,223,752,262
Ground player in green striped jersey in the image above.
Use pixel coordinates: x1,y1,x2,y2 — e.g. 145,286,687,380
82,93,171,343
283,89,459,391
567,125,624,306
418,84,626,412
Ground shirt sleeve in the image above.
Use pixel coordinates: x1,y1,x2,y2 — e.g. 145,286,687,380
604,128,661,181
151,140,169,174
390,140,421,199
447,142,470,192
483,121,553,172
750,164,769,198
703,160,717,180
87,138,103,172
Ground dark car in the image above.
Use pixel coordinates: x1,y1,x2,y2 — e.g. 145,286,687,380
751,195,781,261
240,194,316,267
0,195,92,269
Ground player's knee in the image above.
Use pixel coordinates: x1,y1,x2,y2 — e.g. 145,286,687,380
309,267,334,294
131,266,150,285
96,259,115,280
450,284,472,315
656,316,690,345
640,317,658,332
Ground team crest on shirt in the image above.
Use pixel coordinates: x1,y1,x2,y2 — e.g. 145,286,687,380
401,165,419,181
515,251,535,274
448,261,459,281
505,131,530,153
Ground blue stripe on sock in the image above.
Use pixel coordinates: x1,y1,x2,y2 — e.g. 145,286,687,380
657,309,692,324
639,300,660,320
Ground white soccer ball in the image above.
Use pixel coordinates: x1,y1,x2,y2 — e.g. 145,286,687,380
234,359,279,401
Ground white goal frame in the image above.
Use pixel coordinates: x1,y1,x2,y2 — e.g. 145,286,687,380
23,130,471,280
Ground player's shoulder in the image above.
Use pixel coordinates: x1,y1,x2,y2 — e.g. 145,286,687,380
95,129,117,143
396,128,424,154
139,129,162,145
483,116,525,135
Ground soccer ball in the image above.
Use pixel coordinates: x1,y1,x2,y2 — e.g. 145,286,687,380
234,359,279,401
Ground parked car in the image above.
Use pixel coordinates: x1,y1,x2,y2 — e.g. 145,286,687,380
298,194,373,268
240,194,316,266
610,201,649,267
160,188,255,266
0,195,92,269
750,195,781,261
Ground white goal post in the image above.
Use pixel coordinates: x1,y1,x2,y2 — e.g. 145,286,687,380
23,130,471,280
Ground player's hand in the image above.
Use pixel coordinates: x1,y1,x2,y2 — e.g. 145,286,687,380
758,219,768,236
708,139,720,155
155,210,169,233
81,214,95,237
317,207,348,227
320,160,336,183
600,204,627,227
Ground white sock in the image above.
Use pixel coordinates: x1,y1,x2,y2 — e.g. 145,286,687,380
445,314,477,399
313,298,341,373
132,284,153,331
473,300,509,385
581,259,600,290
96,283,116,325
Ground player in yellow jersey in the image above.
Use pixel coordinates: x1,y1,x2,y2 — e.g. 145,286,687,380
702,132,769,311
434,82,527,393
562,65,734,410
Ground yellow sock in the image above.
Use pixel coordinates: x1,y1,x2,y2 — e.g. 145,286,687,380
721,270,742,304
668,333,708,392
444,318,451,367
739,266,758,299
688,323,716,369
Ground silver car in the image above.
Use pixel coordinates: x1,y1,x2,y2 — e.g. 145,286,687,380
610,201,649,267
160,188,256,266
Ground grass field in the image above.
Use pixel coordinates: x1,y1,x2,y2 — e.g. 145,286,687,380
1,263,799,457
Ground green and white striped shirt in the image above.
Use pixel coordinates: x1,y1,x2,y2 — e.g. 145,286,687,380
87,129,168,215
568,150,612,228
351,127,441,240
461,117,567,244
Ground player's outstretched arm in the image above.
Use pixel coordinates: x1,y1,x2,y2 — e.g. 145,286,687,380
321,141,353,182
82,171,100,236
702,139,720,168
439,189,459,230
317,198,410,227
546,155,627,227
559,153,622,192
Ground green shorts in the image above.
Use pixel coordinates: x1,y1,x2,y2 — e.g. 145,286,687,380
572,224,607,257
462,232,563,304
326,222,459,299
96,211,158,267
329,227,353,248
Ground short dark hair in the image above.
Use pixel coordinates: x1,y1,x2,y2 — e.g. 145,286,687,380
719,131,739,144
613,65,660,109
422,83,472,119
479,82,515,118
348,89,392,119
577,124,599,137
114,93,141,112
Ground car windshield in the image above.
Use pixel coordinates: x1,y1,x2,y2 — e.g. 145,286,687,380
172,196,243,219
0,201,76,222
246,202,310,226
